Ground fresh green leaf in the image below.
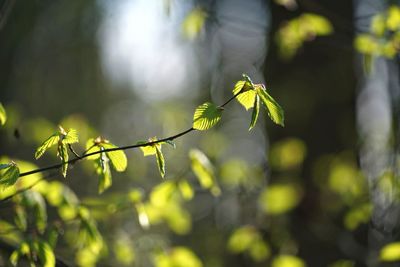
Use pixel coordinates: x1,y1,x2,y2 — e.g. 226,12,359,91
10,242,30,267
0,163,20,189
189,149,220,196
57,143,69,177
155,145,165,178
96,153,112,194
35,240,55,267
233,80,257,110
63,128,79,144
272,255,306,267
138,138,161,156
0,102,6,126
380,242,400,261
178,180,194,200
249,95,260,130
103,143,127,172
255,85,284,126
35,134,60,159
193,102,222,130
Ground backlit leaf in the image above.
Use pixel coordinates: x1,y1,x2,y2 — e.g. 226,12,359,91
259,184,302,215
178,180,194,200
189,149,220,196
57,143,69,177
272,255,306,267
155,145,165,178
233,80,257,110
63,128,79,144
249,95,260,130
193,102,222,130
387,5,400,31
85,138,101,160
0,102,6,126
380,242,400,261
35,134,59,159
0,163,20,189
103,143,127,172
256,85,284,126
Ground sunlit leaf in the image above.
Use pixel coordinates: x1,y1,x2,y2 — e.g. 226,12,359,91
233,80,257,110
182,7,207,40
138,138,161,156
0,163,20,189
189,149,220,196
155,145,165,178
154,247,203,267
259,184,302,215
249,239,270,262
387,5,400,31
256,85,284,126
35,133,59,159
193,102,222,130
95,153,112,194
380,242,400,261
63,128,79,144
10,242,30,267
228,226,259,253
178,180,194,200
150,181,175,207
272,255,306,267
103,143,127,172
270,138,307,170
249,95,260,130
35,240,55,267
57,143,69,177
0,102,6,126
85,138,101,160
114,238,135,265
371,14,385,36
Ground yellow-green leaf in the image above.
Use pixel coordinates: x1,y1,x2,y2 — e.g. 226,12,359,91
182,7,207,40
189,149,220,196
193,102,222,130
387,5,400,31
249,95,260,130
58,143,69,177
272,255,306,267
178,180,194,200
259,184,302,215
155,145,165,178
380,242,400,262
103,143,127,172
0,102,6,126
0,163,20,189
256,85,284,126
233,80,257,110
85,138,101,160
35,134,60,159
63,128,79,144
35,240,55,267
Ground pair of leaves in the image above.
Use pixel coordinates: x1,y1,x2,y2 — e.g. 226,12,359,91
0,162,20,190
86,137,127,193
233,75,284,129
35,126,79,177
139,138,166,178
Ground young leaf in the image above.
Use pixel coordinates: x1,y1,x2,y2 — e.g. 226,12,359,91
249,95,260,130
0,102,6,126
0,163,11,170
35,134,60,159
138,138,161,156
57,143,69,177
189,149,220,196
178,180,194,200
255,85,285,126
85,138,101,160
233,80,257,110
193,102,222,130
102,143,127,172
0,163,20,189
95,153,112,194
35,240,56,267
63,128,79,144
155,145,165,178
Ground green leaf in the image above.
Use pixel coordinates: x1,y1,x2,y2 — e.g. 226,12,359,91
256,85,284,126
35,134,60,159
233,80,257,110
63,128,79,144
272,255,306,267
189,149,220,196
0,163,11,170
96,153,112,194
0,102,6,126
57,143,69,177
0,163,20,189
249,95,260,130
35,240,56,267
380,242,400,261
103,143,127,172
193,102,222,130
155,145,165,178
182,7,207,40
138,138,161,156
259,184,301,215
178,180,194,200
85,138,101,160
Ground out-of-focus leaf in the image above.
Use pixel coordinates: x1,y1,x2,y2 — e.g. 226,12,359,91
0,163,20,189
182,7,207,40
249,95,260,130
189,149,220,196
154,247,203,267
380,242,400,261
35,134,59,159
272,255,306,267
371,14,385,36
193,102,222,131
35,240,55,267
10,242,30,267
233,80,256,110
256,85,284,126
228,226,270,261
259,184,302,215
387,5,400,31
114,238,135,265
150,181,175,207
155,145,165,178
0,102,6,126
178,180,194,200
270,138,307,170
328,259,355,267
344,203,372,230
